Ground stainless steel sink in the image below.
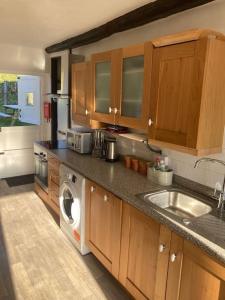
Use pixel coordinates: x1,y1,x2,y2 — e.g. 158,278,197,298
142,190,212,219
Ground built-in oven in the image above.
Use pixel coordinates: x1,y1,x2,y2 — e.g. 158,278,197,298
34,146,48,192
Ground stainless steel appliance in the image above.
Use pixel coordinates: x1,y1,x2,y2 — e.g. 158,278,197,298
59,164,90,255
66,129,92,154
92,129,105,158
34,148,48,191
105,138,119,162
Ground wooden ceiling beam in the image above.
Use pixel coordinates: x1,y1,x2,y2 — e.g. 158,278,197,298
45,0,215,53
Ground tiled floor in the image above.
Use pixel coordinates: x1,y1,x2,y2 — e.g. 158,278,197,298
0,180,131,300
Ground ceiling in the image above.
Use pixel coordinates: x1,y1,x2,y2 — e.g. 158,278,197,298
0,0,154,49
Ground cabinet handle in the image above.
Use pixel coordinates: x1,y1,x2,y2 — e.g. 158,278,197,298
114,108,119,114
0,152,5,155
170,253,177,262
103,195,108,202
148,118,154,126
109,107,112,114
90,186,95,192
85,109,89,115
159,244,166,253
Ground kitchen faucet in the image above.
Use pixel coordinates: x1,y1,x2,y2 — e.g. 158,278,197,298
194,158,225,210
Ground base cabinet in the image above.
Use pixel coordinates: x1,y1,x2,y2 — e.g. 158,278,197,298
166,236,225,300
85,180,122,278
48,155,60,218
119,203,171,300
85,190,225,300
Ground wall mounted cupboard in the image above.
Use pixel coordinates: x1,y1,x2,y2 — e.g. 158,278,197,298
91,50,121,124
148,29,225,156
73,29,225,155
71,62,91,126
115,43,152,130
91,44,151,130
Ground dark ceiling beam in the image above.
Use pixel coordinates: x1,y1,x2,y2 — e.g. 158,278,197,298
45,0,215,53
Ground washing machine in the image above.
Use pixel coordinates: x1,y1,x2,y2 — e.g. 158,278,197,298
59,164,90,255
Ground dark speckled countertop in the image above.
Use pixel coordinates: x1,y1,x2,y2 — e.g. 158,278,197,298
35,141,225,265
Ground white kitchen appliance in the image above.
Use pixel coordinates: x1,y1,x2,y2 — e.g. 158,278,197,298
66,129,92,154
59,164,89,255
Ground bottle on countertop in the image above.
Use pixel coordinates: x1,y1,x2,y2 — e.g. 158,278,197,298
154,157,161,170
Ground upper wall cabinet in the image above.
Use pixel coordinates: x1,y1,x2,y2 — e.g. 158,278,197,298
115,43,152,130
91,50,121,124
148,29,225,156
91,44,152,130
72,62,91,126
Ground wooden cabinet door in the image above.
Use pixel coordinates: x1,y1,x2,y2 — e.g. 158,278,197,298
91,49,121,124
166,234,225,300
149,40,207,148
115,43,152,130
47,155,60,217
85,180,122,278
72,62,91,126
119,203,171,300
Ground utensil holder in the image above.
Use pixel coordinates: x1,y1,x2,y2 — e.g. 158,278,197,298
147,167,173,186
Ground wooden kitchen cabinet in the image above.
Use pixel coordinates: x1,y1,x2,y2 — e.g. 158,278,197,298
91,50,121,124
91,44,152,130
148,29,225,156
85,180,122,278
72,62,92,126
84,181,225,300
119,202,171,300
115,43,152,130
166,234,225,300
47,155,60,223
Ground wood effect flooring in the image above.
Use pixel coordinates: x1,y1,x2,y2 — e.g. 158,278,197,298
0,180,131,300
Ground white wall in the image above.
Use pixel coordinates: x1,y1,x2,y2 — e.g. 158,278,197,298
73,0,225,58
0,43,45,75
72,0,225,189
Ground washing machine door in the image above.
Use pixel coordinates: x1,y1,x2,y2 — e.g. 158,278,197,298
60,183,81,228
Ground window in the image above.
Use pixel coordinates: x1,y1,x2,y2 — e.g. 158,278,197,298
0,73,41,126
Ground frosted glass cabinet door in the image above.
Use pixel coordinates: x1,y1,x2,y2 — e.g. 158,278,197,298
95,61,111,114
121,55,144,118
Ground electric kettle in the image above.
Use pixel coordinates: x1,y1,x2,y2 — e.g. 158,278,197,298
105,139,119,162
